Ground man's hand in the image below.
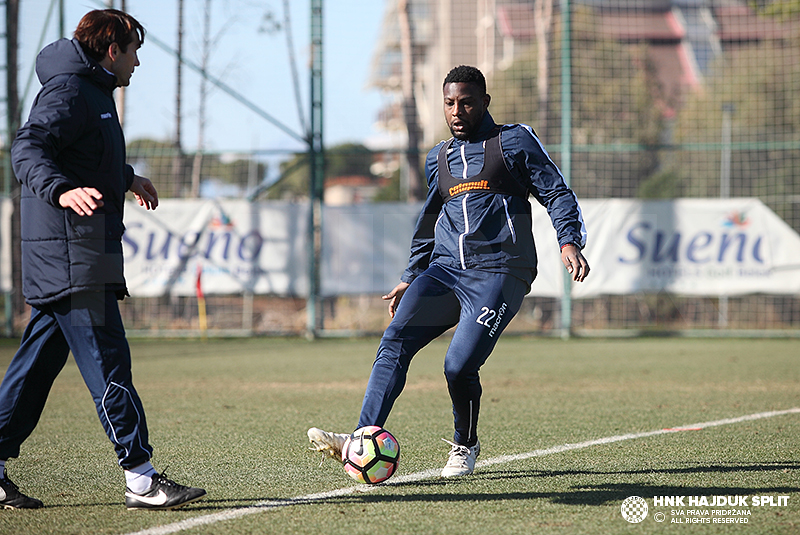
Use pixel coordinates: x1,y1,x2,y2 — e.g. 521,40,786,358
382,281,410,318
59,187,104,216
561,244,590,282
130,174,158,210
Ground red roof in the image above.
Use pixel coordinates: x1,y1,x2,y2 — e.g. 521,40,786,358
714,5,791,42
497,5,685,42
497,3,791,43
595,11,685,41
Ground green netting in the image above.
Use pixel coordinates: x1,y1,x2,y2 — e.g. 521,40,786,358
2,0,799,336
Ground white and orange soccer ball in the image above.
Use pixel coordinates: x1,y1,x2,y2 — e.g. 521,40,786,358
341,426,400,484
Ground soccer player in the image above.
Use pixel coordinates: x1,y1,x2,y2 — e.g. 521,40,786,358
308,65,589,477
0,9,206,509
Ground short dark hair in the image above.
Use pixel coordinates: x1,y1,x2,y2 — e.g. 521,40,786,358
443,65,486,95
74,9,145,63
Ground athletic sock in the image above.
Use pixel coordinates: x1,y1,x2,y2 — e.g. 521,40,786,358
124,461,157,494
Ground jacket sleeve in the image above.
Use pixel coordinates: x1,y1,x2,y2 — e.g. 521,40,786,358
124,164,135,191
507,125,587,249
401,145,444,283
11,80,88,207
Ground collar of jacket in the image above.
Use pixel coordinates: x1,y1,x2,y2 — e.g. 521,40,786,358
74,40,118,92
458,111,499,144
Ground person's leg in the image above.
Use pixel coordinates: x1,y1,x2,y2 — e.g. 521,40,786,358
444,271,527,447
0,305,69,508
308,265,462,463
357,268,461,429
54,291,205,509
0,305,70,462
52,291,152,469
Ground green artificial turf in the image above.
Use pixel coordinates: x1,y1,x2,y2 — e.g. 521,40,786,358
0,336,797,534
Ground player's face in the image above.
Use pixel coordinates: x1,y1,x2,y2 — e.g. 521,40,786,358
443,82,490,141
110,31,141,87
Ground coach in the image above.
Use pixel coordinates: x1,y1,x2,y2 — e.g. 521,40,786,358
0,9,205,510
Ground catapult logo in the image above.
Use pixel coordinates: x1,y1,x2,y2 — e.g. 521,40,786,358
621,496,648,523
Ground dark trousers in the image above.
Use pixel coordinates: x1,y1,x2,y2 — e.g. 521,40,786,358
0,291,152,469
357,263,527,446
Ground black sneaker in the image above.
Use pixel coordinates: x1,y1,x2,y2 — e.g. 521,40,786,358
0,470,44,509
125,472,206,510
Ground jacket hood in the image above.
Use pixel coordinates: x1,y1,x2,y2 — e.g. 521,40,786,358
35,38,116,89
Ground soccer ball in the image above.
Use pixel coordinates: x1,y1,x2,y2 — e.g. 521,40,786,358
341,426,400,484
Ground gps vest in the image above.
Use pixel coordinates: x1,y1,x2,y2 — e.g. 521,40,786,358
437,127,529,202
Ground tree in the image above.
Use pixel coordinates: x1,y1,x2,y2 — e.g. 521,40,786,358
127,139,267,198
128,139,182,199
492,6,665,198
263,142,377,200
752,0,800,19
668,38,800,226
533,0,554,129
398,0,424,201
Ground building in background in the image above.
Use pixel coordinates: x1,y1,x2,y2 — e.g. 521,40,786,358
368,0,793,149
324,175,389,205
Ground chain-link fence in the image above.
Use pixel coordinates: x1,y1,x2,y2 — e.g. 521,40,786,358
2,0,799,337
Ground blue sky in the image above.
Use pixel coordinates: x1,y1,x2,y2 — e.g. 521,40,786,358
15,0,388,154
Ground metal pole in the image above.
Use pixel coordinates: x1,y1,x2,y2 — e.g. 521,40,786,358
307,0,324,338
720,104,733,198
719,103,734,328
559,0,572,339
5,0,20,337
58,0,64,38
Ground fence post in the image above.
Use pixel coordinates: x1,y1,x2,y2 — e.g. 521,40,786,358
307,0,324,339
560,0,572,339
718,103,734,328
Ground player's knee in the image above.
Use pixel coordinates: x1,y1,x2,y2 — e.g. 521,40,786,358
443,361,475,384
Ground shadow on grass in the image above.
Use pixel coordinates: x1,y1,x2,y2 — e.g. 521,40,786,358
477,461,800,482
311,461,800,507
181,497,296,512
66,462,795,512
39,497,269,510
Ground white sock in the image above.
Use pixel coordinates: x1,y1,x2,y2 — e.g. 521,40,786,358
124,461,157,494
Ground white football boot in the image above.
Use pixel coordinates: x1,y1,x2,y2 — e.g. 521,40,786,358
441,439,481,477
307,427,349,464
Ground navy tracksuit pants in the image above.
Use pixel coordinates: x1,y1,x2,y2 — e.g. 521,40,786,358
357,263,527,447
0,291,152,469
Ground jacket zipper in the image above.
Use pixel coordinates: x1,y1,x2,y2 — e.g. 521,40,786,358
459,193,470,270
459,145,468,179
503,198,517,244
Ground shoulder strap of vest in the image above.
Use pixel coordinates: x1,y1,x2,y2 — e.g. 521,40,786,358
436,125,529,202
437,138,454,177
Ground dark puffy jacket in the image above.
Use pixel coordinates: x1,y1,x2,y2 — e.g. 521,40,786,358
402,112,587,288
11,38,135,305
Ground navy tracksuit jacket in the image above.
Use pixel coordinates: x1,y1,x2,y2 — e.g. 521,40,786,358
357,112,587,447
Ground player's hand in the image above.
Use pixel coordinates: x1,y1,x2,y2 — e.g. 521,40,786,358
130,174,158,210
382,282,410,318
561,244,590,282
59,187,104,216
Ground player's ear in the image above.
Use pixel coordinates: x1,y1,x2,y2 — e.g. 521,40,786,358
484,93,491,109
107,42,121,62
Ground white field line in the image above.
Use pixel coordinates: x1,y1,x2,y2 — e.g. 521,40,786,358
123,407,800,535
